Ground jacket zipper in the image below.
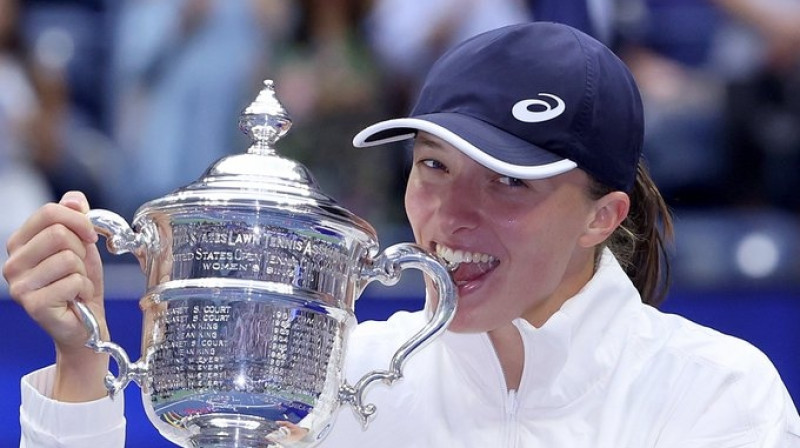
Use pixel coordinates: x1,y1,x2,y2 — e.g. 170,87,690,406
505,389,520,447
484,331,521,447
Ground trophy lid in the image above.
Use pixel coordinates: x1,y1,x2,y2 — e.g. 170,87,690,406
135,80,377,241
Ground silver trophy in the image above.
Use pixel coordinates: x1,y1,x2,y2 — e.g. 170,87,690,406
72,80,457,447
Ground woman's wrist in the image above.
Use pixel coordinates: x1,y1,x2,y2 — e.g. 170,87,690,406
52,346,110,402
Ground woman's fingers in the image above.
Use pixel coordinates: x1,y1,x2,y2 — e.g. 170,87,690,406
8,248,88,300
17,274,96,345
4,223,88,278
6,201,97,255
58,191,91,213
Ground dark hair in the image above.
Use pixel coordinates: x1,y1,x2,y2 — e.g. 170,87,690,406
589,160,674,307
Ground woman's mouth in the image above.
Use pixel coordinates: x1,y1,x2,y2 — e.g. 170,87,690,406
435,243,499,286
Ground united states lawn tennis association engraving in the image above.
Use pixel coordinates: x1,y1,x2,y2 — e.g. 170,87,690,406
169,221,351,283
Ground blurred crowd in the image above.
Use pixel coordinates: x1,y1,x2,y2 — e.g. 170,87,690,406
1,0,799,287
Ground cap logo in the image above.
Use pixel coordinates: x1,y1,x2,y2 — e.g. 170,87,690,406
512,93,565,123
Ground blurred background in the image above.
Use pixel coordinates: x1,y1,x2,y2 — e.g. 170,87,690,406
1,0,798,446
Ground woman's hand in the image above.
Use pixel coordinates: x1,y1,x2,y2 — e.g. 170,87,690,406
3,191,110,401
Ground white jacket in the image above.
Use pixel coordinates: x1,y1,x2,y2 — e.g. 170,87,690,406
20,252,800,447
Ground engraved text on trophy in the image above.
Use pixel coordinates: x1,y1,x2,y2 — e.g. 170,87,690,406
169,221,352,297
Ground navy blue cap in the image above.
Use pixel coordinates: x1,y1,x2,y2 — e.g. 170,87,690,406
353,22,644,192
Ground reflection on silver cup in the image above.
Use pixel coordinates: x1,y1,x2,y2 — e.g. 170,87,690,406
72,81,457,447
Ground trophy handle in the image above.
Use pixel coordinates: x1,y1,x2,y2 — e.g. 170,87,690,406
340,243,457,427
71,301,148,397
87,209,149,256
68,209,150,398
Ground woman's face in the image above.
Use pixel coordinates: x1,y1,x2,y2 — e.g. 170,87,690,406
405,132,609,333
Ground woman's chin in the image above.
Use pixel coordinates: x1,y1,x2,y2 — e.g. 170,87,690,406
445,307,493,334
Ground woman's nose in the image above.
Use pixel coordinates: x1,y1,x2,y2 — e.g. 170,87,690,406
436,178,481,233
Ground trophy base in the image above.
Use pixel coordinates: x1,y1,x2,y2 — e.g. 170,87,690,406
186,413,299,448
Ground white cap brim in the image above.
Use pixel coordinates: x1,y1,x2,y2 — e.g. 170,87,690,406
353,116,577,180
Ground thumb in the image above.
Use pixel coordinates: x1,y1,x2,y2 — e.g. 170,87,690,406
59,191,90,213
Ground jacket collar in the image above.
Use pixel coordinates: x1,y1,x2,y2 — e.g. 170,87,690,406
439,249,643,408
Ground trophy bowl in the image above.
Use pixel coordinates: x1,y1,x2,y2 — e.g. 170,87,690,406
72,81,457,447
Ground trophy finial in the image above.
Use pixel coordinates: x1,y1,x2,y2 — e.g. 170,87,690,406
238,80,292,154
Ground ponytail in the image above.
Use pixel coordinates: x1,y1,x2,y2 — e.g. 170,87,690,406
590,161,674,306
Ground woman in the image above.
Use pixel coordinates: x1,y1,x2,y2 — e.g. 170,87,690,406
5,22,799,447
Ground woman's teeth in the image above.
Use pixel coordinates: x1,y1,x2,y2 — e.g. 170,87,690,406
436,243,496,271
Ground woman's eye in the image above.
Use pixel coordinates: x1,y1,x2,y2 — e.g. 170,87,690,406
498,176,527,187
421,159,447,171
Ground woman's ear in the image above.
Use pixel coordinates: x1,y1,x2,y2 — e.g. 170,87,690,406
579,191,630,248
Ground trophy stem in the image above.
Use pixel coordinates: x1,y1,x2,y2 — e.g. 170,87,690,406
185,413,286,448
189,437,280,448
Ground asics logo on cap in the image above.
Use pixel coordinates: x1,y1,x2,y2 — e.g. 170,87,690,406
512,93,565,123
